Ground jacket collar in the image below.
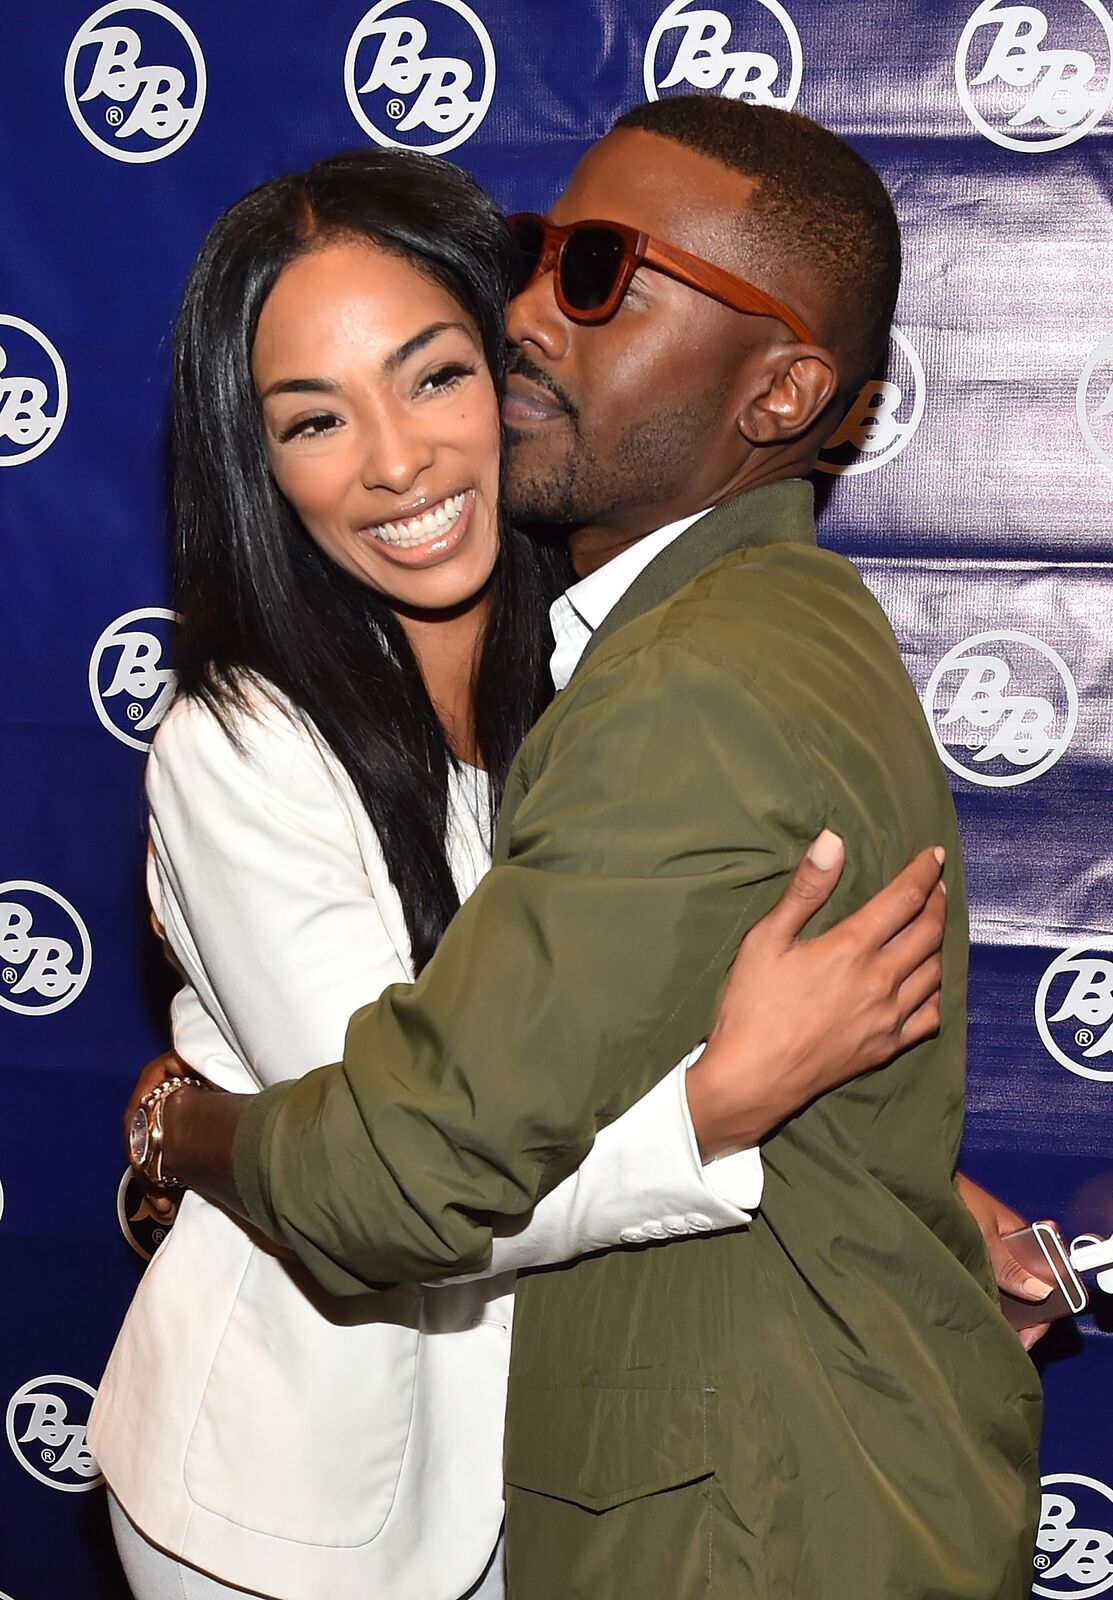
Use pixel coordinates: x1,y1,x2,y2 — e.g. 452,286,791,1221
578,477,816,673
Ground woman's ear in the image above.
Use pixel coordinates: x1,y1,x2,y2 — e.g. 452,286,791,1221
738,345,839,445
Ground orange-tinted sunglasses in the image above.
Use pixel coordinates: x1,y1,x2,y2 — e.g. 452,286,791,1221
507,212,816,344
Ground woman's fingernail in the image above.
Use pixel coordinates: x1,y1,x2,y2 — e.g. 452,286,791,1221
807,829,843,870
1023,1275,1054,1301
932,846,946,865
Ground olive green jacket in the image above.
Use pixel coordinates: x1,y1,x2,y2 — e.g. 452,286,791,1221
236,479,1040,1599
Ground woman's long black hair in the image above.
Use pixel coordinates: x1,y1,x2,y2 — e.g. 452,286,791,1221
171,148,567,971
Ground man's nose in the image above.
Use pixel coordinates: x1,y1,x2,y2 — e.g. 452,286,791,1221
506,263,572,362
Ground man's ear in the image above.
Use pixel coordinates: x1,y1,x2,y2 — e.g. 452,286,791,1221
737,345,839,445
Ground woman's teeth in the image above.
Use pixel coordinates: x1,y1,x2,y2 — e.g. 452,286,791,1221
365,492,467,548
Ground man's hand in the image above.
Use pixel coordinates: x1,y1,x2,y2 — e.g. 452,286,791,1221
123,1048,189,1221
687,831,946,1157
955,1172,1054,1351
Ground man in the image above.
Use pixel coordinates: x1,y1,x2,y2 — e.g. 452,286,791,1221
141,99,1041,1596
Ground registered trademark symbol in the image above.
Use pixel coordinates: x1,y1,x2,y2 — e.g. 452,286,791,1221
41,1447,56,1464
1076,1028,1095,1048
127,702,144,721
386,97,406,120
105,105,124,128
153,1228,165,1244
1,967,15,985
966,735,983,751
1033,1553,1051,1571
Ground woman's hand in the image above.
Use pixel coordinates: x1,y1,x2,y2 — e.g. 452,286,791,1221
686,831,947,1157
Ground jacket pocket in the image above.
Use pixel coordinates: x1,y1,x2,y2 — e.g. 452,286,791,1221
183,1244,423,1546
504,1383,714,1511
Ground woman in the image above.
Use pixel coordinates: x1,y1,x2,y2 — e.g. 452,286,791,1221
89,149,946,1600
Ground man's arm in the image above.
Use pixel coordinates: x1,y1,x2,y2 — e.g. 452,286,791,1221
161,641,933,1293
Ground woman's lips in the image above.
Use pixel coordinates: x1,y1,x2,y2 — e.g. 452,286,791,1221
356,489,476,570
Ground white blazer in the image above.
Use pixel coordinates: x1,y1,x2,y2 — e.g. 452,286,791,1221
89,682,761,1600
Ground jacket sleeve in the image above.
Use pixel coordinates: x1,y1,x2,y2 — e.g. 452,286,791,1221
234,638,823,1294
153,691,762,1271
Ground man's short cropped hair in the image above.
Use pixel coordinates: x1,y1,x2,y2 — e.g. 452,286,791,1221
614,94,901,395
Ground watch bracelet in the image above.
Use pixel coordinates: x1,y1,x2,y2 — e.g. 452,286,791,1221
141,1074,205,1188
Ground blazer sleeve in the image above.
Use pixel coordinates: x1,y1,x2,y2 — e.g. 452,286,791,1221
149,692,762,1275
234,638,821,1294
146,694,415,1088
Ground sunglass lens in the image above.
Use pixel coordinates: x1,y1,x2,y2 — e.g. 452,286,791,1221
560,226,626,313
508,215,545,295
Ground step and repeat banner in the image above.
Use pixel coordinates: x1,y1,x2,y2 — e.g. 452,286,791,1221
1,2,1111,1595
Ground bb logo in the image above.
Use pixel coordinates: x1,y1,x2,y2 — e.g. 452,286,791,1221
5,1376,103,1492
89,607,177,752
1034,1473,1113,1596
955,0,1113,152
923,630,1078,787
1036,947,1113,1081
1076,331,1113,473
816,329,925,476
0,883,92,1018
117,1168,178,1262
0,315,68,468
345,0,495,154
64,1,206,164
644,0,803,107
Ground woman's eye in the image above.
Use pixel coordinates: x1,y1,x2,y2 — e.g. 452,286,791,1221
419,363,475,396
278,412,341,443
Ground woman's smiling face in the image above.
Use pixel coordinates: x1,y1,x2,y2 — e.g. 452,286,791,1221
253,237,502,614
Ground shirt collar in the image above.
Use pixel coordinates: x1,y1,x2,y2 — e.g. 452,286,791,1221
560,510,708,634
548,510,708,692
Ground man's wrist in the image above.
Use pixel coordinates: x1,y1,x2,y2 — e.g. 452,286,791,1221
161,1085,254,1217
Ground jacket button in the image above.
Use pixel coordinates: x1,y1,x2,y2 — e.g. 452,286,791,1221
641,1221,669,1240
685,1213,714,1232
662,1215,689,1235
619,1226,645,1244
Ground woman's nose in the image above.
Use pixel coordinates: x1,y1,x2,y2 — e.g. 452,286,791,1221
361,409,435,494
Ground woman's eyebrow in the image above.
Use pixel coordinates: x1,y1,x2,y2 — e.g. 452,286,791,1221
382,320,472,375
259,375,342,401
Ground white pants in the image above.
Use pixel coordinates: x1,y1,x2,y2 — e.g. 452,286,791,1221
108,1491,506,1600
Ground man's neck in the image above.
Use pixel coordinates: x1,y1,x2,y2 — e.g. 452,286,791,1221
566,457,816,579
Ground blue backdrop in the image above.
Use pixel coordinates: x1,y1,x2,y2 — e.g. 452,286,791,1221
2,2,1111,1595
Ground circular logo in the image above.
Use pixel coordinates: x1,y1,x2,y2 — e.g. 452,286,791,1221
1036,946,1113,1082
6,1376,103,1492
816,328,926,476
922,630,1078,788
1076,330,1113,473
644,0,802,107
0,883,92,1017
117,1168,178,1262
0,316,68,468
345,0,495,154
1034,1473,1113,1597
955,0,1113,153
64,1,206,164
88,607,177,752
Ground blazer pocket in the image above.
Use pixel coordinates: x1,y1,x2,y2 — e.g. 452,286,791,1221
504,1383,714,1512
183,1245,423,1546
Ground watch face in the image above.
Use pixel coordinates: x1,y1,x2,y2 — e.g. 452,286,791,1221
128,1106,150,1166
